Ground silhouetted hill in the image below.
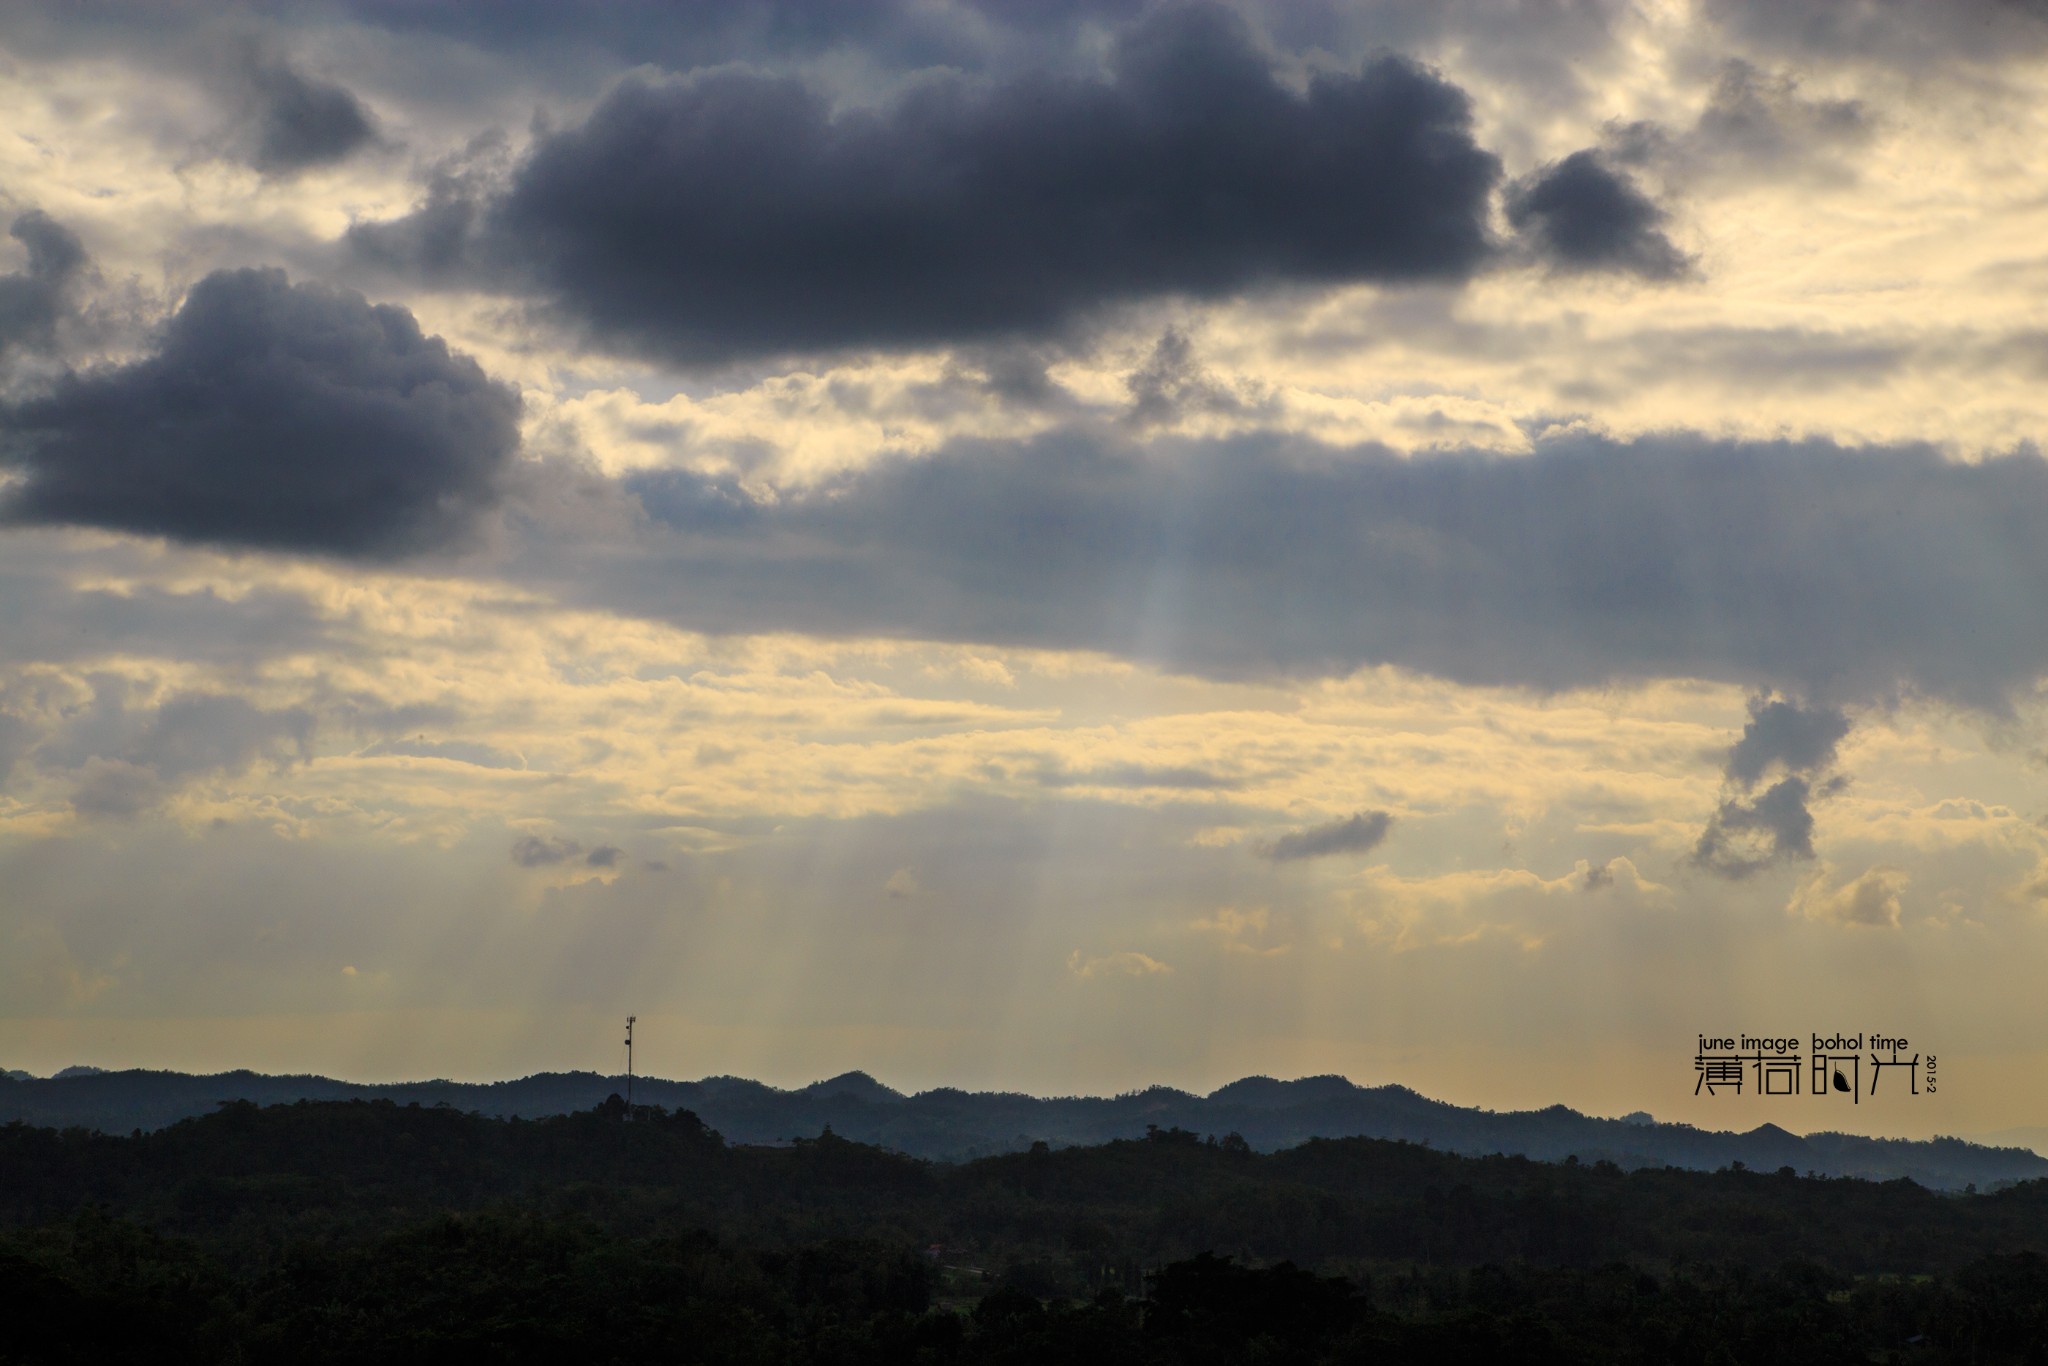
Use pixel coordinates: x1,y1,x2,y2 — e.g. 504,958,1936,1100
1208,1074,1364,1109
8,1098,2048,1363
6,1096,2048,1279
0,1066,2036,1190
800,1070,907,1104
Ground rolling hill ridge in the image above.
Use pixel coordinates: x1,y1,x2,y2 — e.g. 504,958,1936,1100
2,1065,2036,1190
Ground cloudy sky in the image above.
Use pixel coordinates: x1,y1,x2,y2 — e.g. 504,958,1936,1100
4,0,2048,1138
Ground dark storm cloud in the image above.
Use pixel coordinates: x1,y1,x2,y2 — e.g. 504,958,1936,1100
351,4,1502,360
1692,776,1822,879
510,834,619,868
236,51,379,175
1506,150,1690,280
345,150,499,282
1723,696,1850,788
324,0,1627,117
1,0,1648,205
1692,696,1849,880
340,0,1144,42
0,0,1133,135
0,211,88,359
511,834,582,867
0,13,381,177
1258,810,1394,862
561,431,2048,708
1254,0,1628,89
0,268,520,557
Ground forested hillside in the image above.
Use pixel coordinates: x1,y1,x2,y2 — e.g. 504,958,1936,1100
6,1097,2048,1362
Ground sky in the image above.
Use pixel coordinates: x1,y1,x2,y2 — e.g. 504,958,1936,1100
4,0,2048,1139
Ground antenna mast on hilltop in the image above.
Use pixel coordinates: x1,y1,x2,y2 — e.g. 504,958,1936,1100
623,1015,636,1110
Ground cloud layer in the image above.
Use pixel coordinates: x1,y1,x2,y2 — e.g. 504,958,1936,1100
600,431,2048,706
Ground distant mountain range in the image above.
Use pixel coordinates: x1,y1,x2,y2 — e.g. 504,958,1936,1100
1,1066,2038,1192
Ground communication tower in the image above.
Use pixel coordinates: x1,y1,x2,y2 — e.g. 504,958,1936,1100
623,1014,636,1110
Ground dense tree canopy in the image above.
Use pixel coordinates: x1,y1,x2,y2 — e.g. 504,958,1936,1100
4,1099,2047,1362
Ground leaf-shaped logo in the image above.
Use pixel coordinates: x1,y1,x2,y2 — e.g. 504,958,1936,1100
1832,1068,1851,1093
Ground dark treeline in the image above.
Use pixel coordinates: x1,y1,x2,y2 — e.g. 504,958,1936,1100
6,1097,2048,1363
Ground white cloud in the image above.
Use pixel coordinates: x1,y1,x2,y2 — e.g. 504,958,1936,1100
1067,950,1174,979
1790,863,1910,928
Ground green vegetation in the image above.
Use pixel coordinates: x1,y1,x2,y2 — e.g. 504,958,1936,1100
5,1097,2048,1362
